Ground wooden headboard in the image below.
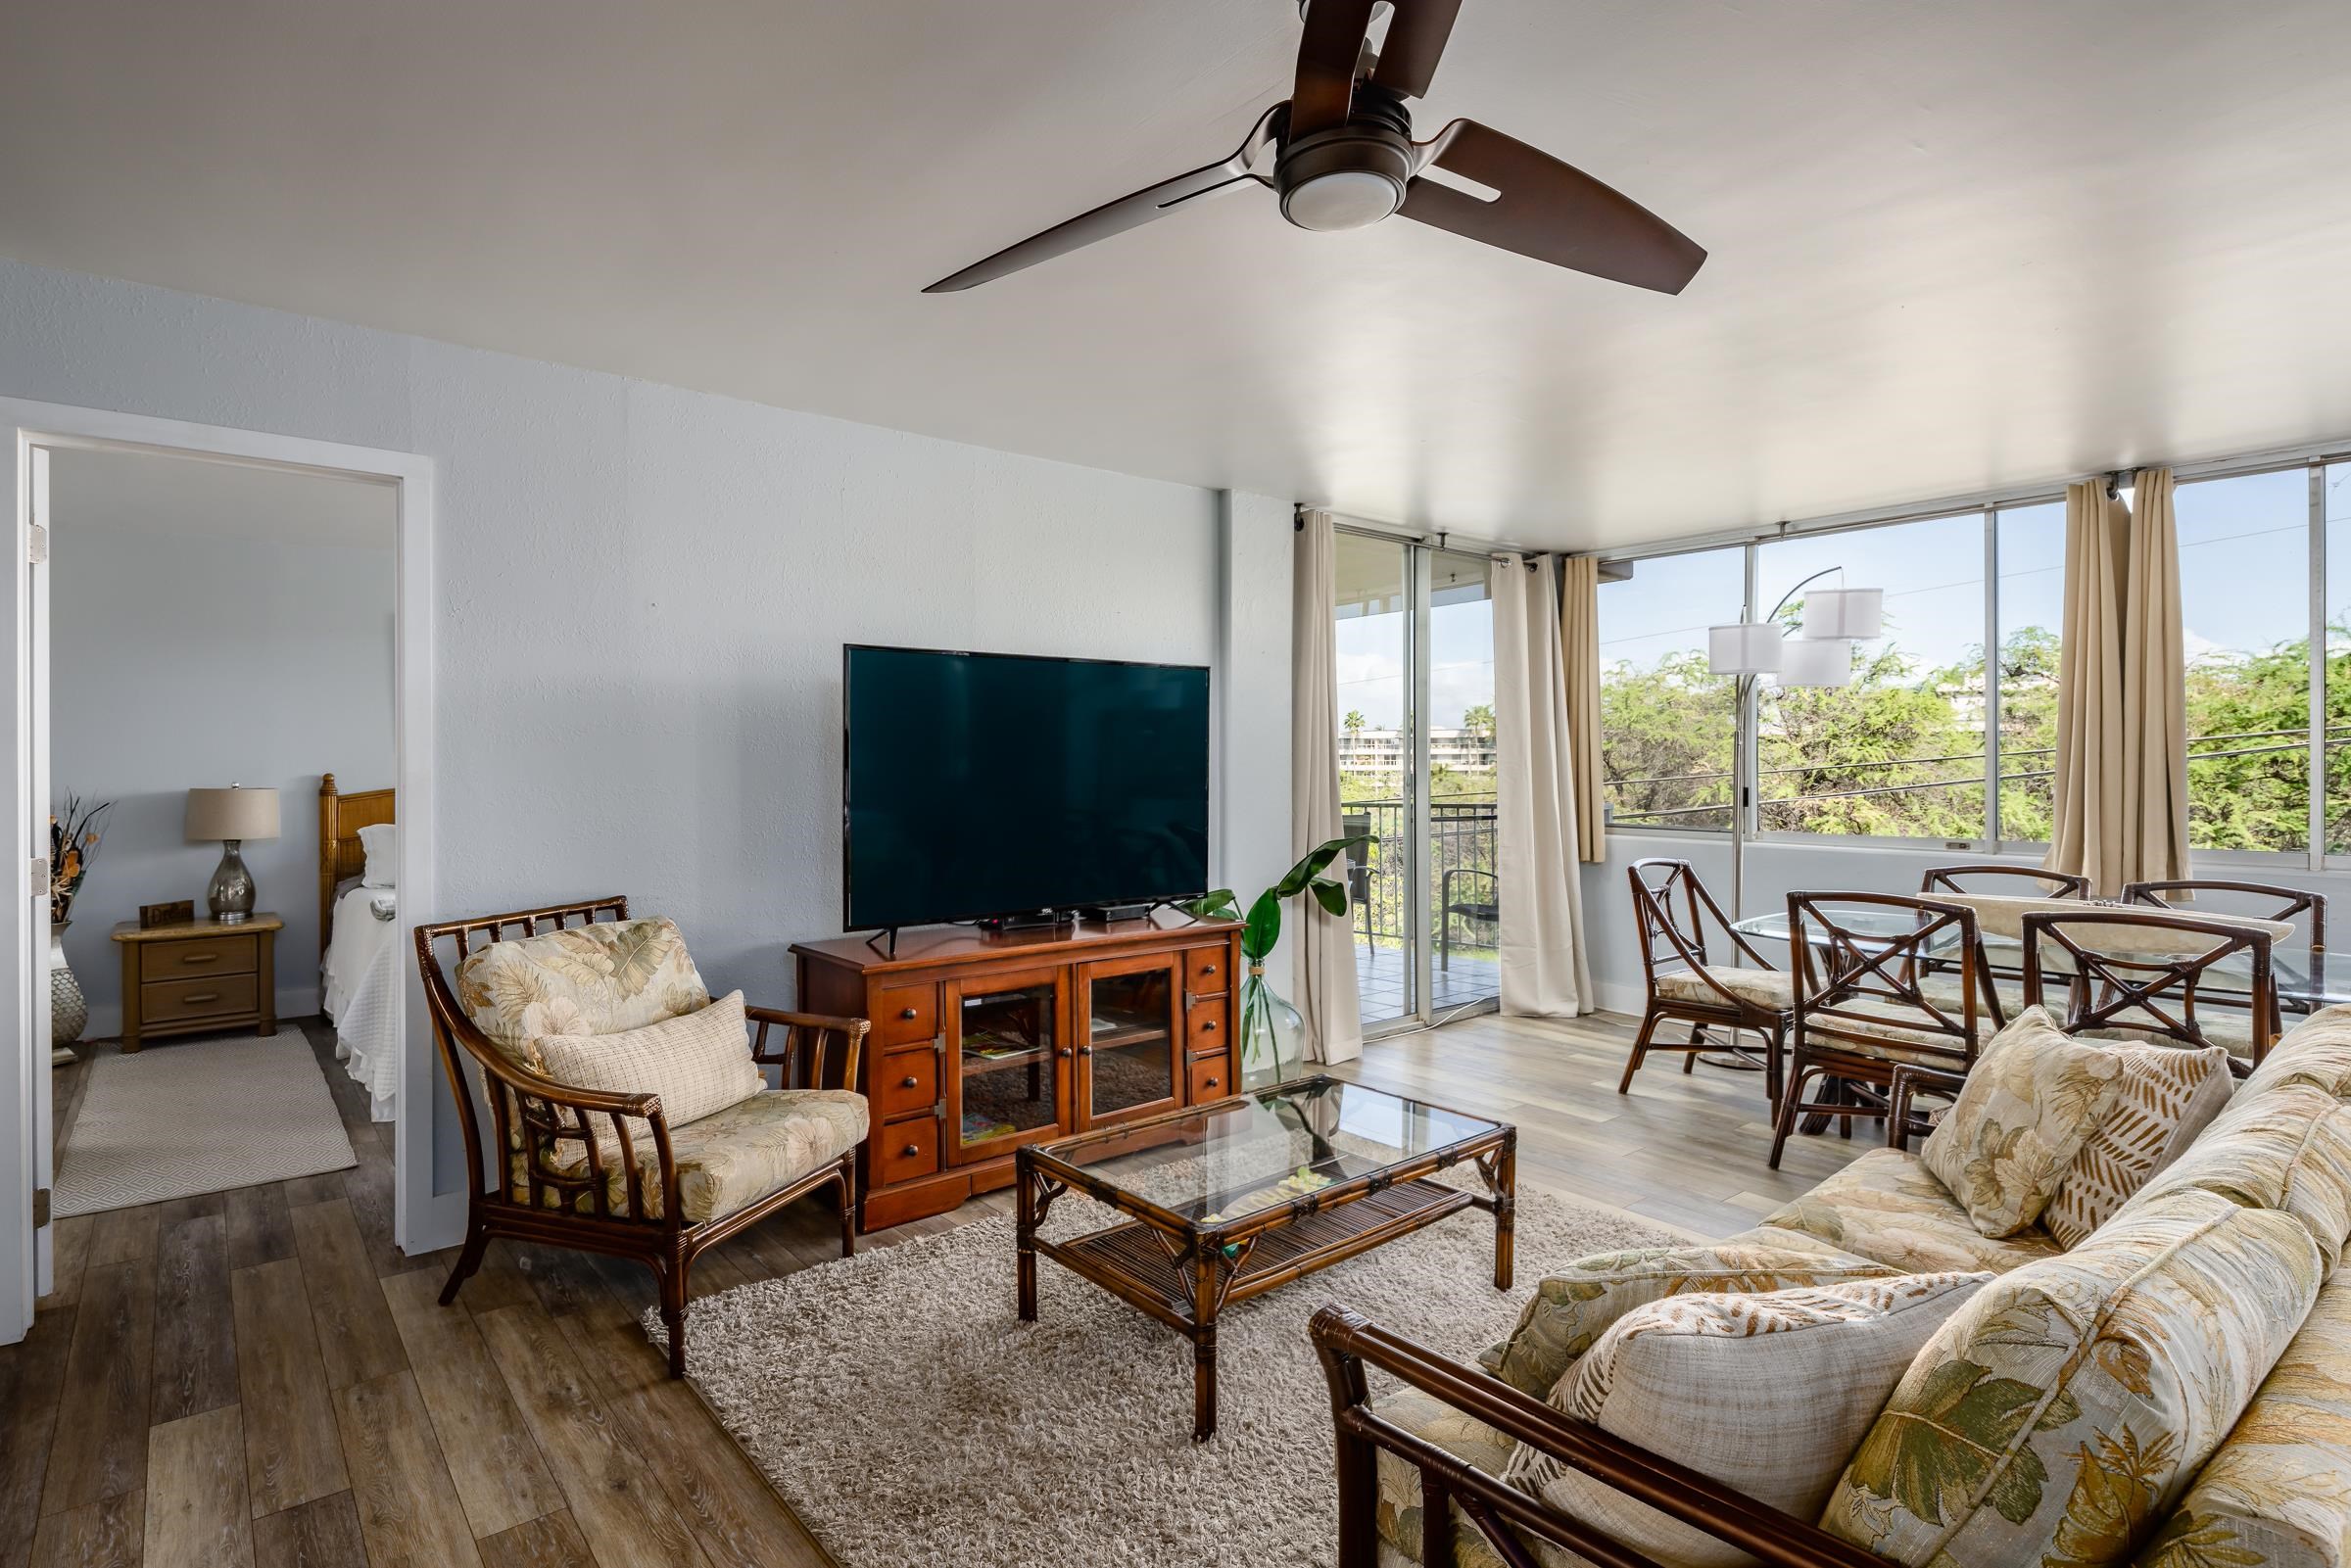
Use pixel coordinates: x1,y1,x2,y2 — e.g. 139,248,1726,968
319,773,395,962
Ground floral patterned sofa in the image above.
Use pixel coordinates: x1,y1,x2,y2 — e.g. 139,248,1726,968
1315,1005,2351,1568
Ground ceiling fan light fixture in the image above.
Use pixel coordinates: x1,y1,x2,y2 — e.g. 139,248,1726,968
1282,167,1407,230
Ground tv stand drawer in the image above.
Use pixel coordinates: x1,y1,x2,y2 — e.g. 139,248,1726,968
877,1047,939,1120
875,983,937,1047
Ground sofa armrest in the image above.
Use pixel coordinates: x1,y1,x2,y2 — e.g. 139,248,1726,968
1309,1305,1885,1568
1888,1064,1967,1151
745,1005,869,1093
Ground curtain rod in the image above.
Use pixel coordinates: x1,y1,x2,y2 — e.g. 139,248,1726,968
1298,505,1549,567
1571,433,2351,566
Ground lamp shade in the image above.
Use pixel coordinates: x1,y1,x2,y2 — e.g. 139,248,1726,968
185,786,279,843
1801,587,1884,640
1707,622,1783,677
1778,636,1856,688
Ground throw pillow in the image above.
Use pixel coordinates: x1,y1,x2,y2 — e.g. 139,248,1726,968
1922,1005,2126,1238
357,822,398,888
456,916,710,1069
1477,1241,1900,1399
1501,1272,1991,1568
2041,1040,2232,1249
533,991,763,1164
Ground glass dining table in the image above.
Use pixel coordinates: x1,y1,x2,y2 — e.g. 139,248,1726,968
1729,905,2349,1009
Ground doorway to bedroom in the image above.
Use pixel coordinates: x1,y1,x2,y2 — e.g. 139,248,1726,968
41,445,399,1250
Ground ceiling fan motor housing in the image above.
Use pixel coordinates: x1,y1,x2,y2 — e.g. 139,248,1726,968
1274,86,1414,231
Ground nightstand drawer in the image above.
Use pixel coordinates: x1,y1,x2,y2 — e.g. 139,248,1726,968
142,974,259,1025
139,933,258,982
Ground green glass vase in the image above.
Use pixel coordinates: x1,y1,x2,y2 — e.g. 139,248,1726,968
1236,963,1306,1089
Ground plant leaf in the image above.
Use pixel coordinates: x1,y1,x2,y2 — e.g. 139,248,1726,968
1310,878,1347,917
1271,837,1353,899
1243,889,1282,960
1179,890,1241,924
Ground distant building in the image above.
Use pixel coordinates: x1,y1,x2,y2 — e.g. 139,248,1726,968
1339,727,1496,774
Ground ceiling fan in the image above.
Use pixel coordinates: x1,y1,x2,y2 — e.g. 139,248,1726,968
924,0,1705,296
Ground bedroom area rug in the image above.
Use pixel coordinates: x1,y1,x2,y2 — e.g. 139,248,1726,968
648,1179,1681,1568
54,1025,358,1216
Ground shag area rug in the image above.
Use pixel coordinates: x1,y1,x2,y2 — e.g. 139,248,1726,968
651,1176,1680,1568
55,1026,357,1216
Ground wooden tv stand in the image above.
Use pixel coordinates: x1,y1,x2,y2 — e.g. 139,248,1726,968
793,916,1244,1232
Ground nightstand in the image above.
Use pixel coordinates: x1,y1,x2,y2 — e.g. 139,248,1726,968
111,913,281,1052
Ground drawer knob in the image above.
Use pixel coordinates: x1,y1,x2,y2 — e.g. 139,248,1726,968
899,1007,919,1021
1202,963,1217,976
900,1143,920,1159
899,1074,919,1090
1200,1020,1217,1033
1204,1076,1221,1089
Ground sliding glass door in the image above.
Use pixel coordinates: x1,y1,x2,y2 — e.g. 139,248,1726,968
1332,531,1500,1034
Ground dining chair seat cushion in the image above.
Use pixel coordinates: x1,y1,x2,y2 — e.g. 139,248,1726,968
2040,1040,2234,1250
456,916,711,1069
1919,974,2029,1022
1922,1006,2127,1237
1942,893,2297,948
1747,1149,2065,1275
2085,1010,2258,1058
1796,995,1989,1062
1505,1273,1991,1568
514,1087,869,1223
533,991,765,1166
1820,1186,2323,1568
1653,965,1794,1012
1477,1240,1900,1400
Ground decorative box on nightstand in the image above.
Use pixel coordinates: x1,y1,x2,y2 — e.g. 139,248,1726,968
110,912,280,1052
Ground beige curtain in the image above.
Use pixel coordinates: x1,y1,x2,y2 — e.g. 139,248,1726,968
1290,510,1363,1065
2045,469,2190,895
1559,556,1608,863
1492,553,1593,1017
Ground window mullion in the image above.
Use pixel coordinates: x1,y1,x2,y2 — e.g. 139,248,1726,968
2311,462,2328,870
1984,506,2000,852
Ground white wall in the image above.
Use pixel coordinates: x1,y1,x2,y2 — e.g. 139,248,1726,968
1215,491,1296,981
1579,832,2351,1015
49,455,396,1036
0,258,1290,1241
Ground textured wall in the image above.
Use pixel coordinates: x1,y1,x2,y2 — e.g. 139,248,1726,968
0,258,1268,1231
49,476,396,1034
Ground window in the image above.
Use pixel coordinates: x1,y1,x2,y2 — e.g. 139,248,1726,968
2328,463,2351,857
2177,469,2311,854
1995,501,2065,844
1755,514,1986,841
1595,546,1742,831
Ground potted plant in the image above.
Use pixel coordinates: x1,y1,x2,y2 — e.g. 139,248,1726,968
49,793,112,1052
1181,836,1356,1088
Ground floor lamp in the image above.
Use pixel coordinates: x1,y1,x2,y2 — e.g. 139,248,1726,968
1707,569,1884,921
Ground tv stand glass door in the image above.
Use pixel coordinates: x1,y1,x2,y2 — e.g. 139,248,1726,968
945,966,1070,1164
1077,952,1183,1128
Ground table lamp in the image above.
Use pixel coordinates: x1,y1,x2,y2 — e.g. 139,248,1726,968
185,784,279,924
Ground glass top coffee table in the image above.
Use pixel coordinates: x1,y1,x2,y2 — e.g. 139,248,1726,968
1016,1075,1515,1441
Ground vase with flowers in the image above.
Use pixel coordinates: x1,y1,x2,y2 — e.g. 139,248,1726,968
1180,836,1355,1089
48,794,111,1053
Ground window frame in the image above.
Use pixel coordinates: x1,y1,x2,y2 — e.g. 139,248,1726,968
1591,452,2346,873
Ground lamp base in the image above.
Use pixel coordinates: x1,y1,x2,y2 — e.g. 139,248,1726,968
207,839,256,923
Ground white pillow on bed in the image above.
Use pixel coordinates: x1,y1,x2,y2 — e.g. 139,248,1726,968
358,823,399,888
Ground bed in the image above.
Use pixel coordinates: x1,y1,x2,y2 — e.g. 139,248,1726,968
318,774,401,1121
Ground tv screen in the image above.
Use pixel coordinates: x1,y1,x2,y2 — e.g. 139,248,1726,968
842,645,1211,929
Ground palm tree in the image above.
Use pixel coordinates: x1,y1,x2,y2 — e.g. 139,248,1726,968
1343,710,1367,748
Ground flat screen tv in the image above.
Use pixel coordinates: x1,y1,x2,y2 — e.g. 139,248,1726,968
842,644,1211,930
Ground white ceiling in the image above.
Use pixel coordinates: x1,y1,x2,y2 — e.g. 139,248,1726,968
6,1,2351,551
48,447,395,551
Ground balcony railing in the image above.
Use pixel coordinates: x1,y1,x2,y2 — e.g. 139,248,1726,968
1340,794,1499,953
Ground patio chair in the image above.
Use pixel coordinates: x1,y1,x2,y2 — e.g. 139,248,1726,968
1438,866,1498,973
1771,892,1994,1168
415,895,870,1376
2022,906,2281,1073
1623,858,1792,1107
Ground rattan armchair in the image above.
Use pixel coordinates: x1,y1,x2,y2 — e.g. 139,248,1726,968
1623,858,1794,1107
415,895,870,1376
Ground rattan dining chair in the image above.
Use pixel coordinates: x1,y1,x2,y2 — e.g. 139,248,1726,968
1771,892,1994,1169
1623,858,1793,1107
1918,864,2092,899
2021,906,2281,1073
2124,879,2324,1014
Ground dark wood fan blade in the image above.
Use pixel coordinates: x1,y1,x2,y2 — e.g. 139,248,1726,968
1369,0,1463,99
1290,0,1381,139
1399,119,1705,294
924,119,1276,293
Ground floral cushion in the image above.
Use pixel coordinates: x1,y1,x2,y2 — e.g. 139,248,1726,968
1505,1273,1989,1568
2116,1082,2351,1271
1819,1186,2325,1567
2139,1273,2351,1568
1371,1386,1543,1568
534,991,765,1165
511,1088,867,1223
1749,1148,2066,1276
1652,966,1795,1012
1798,996,1991,1061
456,917,710,1069
1476,1241,1899,1399
2041,1041,2234,1251
1922,1006,2126,1237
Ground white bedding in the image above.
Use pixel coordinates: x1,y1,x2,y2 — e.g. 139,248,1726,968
322,882,401,1121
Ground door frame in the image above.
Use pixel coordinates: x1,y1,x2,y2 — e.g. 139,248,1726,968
1,397,438,1345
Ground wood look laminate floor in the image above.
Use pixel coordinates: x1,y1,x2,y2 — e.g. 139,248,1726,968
5,1009,1865,1568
